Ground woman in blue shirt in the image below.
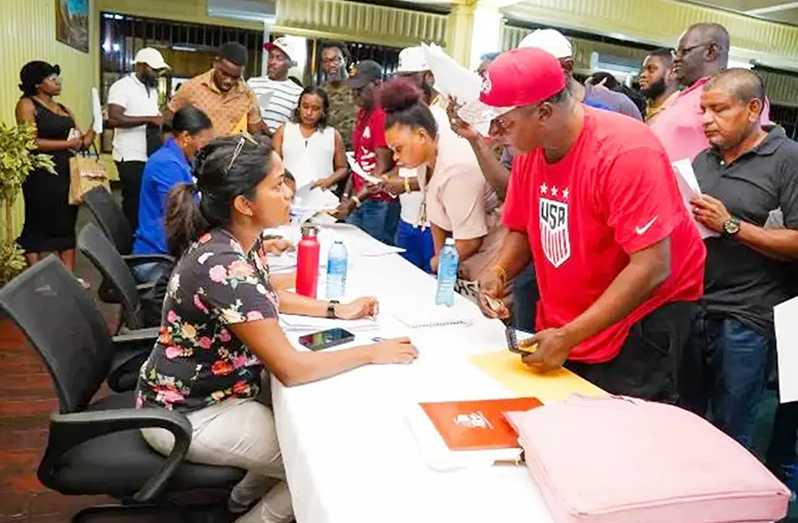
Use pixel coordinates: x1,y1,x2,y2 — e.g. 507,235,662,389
132,105,213,282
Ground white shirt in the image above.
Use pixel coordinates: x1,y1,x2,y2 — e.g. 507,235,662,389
281,122,336,190
247,76,303,133
107,73,160,162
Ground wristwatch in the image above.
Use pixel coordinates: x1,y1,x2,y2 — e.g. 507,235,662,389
327,300,339,319
722,216,741,236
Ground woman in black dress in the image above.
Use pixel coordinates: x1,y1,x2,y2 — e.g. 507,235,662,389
15,61,95,276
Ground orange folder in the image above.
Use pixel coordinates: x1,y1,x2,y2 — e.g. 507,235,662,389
419,397,542,451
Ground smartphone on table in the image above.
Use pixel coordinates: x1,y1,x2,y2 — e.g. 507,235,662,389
298,328,356,351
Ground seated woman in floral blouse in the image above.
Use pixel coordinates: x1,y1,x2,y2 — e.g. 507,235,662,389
135,135,418,523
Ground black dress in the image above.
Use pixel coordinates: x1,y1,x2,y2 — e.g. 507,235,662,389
17,99,78,253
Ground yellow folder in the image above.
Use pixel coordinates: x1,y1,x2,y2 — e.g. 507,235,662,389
470,350,607,403
230,113,248,135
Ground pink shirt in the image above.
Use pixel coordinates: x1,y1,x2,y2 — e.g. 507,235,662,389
650,77,770,163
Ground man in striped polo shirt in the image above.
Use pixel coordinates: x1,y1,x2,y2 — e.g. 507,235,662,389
248,37,303,134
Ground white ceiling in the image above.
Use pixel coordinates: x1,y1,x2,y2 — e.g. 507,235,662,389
677,0,798,25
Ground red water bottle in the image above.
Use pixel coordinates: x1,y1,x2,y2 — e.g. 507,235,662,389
296,224,320,298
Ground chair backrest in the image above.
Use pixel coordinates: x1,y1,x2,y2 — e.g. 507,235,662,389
0,256,115,414
77,223,144,330
82,186,134,255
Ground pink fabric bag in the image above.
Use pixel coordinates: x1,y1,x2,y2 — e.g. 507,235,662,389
508,395,790,523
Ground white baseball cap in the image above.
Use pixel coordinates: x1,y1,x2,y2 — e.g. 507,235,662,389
134,48,170,70
397,46,430,74
518,29,573,59
264,36,293,61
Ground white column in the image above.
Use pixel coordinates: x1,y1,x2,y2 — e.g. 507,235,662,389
469,3,505,70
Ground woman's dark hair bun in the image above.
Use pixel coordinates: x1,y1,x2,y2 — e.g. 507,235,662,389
378,78,424,113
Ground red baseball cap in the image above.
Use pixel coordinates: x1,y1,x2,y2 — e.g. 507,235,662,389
479,47,567,108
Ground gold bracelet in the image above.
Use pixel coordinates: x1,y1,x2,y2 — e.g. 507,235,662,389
490,264,509,283
351,195,362,208
404,176,411,194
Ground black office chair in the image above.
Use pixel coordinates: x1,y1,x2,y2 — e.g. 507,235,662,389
78,223,164,332
81,186,173,283
0,256,244,522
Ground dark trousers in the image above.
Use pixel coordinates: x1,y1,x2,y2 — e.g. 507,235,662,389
512,264,538,333
115,160,146,233
566,301,696,403
347,199,400,246
682,310,773,448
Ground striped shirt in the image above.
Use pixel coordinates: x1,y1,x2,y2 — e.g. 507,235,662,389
247,77,303,133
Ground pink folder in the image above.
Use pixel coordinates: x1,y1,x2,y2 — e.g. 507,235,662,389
506,395,790,523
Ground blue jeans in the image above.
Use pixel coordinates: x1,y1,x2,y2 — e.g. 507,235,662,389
347,199,400,246
685,312,773,448
395,220,434,273
512,264,538,332
131,261,170,284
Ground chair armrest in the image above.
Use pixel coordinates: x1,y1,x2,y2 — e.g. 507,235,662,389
113,327,160,346
108,346,150,392
41,408,192,503
122,254,175,267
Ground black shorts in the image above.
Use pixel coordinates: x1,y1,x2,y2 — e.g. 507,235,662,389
566,301,697,403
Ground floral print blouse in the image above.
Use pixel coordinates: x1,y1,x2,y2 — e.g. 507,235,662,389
135,228,279,412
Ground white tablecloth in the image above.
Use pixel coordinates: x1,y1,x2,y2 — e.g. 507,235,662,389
272,225,555,523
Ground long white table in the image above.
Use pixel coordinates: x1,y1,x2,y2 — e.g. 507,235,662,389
272,225,555,523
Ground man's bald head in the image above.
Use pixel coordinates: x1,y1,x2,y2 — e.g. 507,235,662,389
705,68,765,109
674,23,730,86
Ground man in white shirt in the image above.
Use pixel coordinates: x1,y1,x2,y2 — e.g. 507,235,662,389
107,47,168,231
248,37,303,134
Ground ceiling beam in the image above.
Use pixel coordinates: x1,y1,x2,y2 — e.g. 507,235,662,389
745,1,798,14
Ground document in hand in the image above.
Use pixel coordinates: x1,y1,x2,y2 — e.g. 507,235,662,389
420,43,507,136
775,295,798,403
345,152,382,186
419,397,542,451
292,185,340,224
672,159,717,239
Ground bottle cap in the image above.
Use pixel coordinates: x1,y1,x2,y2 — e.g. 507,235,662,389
444,237,455,246
301,224,319,237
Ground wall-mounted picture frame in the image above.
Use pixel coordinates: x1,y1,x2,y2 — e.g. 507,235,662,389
55,0,89,53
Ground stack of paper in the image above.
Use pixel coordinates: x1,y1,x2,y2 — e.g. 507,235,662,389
280,314,380,332
291,185,339,225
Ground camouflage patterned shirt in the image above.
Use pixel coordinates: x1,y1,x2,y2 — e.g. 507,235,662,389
324,81,356,151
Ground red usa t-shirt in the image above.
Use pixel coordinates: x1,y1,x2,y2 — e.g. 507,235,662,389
504,107,705,363
352,107,394,202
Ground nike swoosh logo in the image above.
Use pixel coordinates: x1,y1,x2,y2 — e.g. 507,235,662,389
635,216,659,235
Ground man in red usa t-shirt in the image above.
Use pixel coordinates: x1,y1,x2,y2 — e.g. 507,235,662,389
477,47,706,402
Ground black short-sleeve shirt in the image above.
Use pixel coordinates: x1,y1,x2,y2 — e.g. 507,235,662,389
693,125,798,334
135,228,279,412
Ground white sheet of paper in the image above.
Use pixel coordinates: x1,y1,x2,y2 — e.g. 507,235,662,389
775,295,798,403
421,43,482,104
671,159,718,239
91,87,103,134
346,152,382,185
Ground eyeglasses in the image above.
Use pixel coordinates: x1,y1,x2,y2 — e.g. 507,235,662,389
672,43,711,58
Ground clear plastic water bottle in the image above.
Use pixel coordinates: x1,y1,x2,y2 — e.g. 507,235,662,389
435,238,459,307
326,240,348,299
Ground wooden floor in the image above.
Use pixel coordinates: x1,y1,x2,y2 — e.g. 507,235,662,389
0,203,172,523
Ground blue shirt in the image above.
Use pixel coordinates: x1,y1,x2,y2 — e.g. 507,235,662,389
133,138,192,255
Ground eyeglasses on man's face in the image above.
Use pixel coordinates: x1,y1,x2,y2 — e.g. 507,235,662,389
672,43,712,58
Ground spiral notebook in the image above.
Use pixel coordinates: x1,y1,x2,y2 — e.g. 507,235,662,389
392,307,473,329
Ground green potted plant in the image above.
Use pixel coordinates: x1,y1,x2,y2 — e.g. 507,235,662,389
0,122,55,285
